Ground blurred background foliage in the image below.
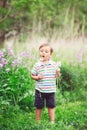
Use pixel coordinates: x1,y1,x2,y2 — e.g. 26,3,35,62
0,0,87,40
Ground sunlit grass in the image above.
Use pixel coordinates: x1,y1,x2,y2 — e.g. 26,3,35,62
0,101,86,130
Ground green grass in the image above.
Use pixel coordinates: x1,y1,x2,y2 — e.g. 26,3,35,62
0,101,86,130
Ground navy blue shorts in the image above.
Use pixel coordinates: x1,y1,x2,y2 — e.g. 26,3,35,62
34,90,55,109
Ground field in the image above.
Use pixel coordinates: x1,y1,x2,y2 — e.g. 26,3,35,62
0,36,87,130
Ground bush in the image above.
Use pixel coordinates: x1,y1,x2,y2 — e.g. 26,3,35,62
56,62,87,102
0,48,34,111
58,64,77,92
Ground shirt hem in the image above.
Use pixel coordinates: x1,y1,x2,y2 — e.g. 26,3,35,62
35,88,56,93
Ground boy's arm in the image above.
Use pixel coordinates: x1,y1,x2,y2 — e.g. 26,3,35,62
31,73,43,80
55,61,61,78
56,70,61,78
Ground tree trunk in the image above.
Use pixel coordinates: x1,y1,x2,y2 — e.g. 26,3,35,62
0,0,7,8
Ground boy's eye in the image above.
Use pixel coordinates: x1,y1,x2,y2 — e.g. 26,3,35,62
40,50,49,53
40,50,43,52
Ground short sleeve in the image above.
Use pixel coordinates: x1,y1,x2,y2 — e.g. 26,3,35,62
31,65,37,75
56,61,61,71
52,61,61,71
31,62,39,75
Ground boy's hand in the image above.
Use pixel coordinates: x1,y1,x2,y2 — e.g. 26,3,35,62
56,70,61,78
31,73,43,80
55,61,61,78
37,73,43,80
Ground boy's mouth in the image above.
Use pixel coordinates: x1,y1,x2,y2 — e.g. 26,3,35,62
40,56,45,61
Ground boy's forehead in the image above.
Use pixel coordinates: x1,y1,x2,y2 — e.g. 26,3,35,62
40,46,50,50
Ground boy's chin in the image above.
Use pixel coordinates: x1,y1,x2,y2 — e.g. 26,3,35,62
40,58,50,62
40,58,44,61
40,58,47,61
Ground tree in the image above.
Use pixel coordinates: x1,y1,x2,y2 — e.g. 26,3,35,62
0,0,87,41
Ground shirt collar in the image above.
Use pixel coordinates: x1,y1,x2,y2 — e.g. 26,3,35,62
38,59,53,66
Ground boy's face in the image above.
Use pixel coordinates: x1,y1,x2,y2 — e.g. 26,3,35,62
39,46,52,62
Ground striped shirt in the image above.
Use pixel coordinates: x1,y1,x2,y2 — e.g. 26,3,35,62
31,60,58,93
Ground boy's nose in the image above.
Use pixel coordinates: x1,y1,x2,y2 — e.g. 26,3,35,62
43,52,45,54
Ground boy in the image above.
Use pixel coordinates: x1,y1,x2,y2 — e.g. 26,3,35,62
31,43,60,123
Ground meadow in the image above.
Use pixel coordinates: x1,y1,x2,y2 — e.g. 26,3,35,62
0,36,87,130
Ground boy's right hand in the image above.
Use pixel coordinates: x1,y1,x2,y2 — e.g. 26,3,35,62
37,73,43,80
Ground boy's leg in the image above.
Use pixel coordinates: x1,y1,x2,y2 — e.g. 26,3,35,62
48,108,55,122
36,108,42,121
34,90,44,121
46,93,55,123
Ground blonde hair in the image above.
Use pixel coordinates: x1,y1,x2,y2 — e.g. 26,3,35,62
39,43,53,54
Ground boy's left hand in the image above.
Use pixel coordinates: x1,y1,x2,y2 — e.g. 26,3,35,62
56,70,61,78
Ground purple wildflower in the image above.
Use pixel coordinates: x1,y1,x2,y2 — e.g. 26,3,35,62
7,47,15,57
12,59,19,67
0,63,3,69
1,58,7,66
20,51,27,58
0,51,4,58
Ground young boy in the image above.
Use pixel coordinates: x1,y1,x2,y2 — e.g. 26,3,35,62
31,43,60,123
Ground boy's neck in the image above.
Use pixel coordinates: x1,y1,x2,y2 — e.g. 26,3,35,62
41,59,51,64
42,60,49,64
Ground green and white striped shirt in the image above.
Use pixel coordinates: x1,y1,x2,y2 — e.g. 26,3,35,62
31,60,58,93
